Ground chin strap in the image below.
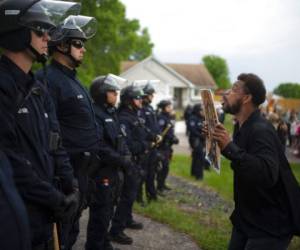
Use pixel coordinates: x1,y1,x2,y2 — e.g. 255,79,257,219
28,45,48,64
55,44,81,68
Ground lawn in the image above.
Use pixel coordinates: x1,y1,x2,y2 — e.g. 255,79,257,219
135,154,300,250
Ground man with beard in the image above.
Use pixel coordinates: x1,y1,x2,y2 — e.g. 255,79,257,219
211,73,300,250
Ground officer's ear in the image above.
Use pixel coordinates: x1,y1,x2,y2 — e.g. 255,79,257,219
57,42,69,53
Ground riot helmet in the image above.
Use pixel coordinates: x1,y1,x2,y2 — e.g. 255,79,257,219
132,79,159,95
157,100,172,112
143,81,158,95
49,15,97,66
120,85,144,109
0,0,81,62
192,103,202,114
90,74,126,106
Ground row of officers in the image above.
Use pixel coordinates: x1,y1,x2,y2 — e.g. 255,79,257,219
0,1,178,250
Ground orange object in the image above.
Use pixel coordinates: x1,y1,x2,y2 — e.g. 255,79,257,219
103,178,110,186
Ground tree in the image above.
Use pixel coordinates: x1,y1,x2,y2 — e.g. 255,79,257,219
78,0,154,86
202,55,231,89
273,83,300,99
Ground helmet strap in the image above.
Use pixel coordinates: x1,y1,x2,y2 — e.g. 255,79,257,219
27,45,48,64
55,42,81,68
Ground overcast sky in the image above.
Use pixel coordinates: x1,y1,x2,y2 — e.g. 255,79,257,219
121,0,300,90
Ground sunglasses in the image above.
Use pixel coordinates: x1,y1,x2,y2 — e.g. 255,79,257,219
32,28,48,38
71,40,85,49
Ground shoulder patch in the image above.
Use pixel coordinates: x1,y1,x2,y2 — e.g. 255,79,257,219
159,119,165,126
18,107,29,114
120,124,127,137
189,120,195,126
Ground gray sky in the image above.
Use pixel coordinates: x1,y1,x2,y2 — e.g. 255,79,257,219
121,0,300,90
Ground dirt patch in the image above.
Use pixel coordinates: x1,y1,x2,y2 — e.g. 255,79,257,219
166,175,233,213
74,210,201,250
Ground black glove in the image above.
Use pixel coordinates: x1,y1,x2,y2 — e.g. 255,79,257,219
172,137,179,145
55,190,80,222
156,151,165,162
122,159,137,177
138,166,146,178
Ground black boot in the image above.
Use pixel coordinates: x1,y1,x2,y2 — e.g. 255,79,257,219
126,219,143,230
109,231,133,245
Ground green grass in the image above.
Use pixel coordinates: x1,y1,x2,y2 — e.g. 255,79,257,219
291,163,300,183
135,198,231,250
170,154,234,200
135,154,300,249
223,114,234,134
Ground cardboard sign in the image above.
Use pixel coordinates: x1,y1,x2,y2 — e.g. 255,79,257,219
200,89,221,174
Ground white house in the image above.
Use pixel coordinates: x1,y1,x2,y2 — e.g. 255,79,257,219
120,55,216,109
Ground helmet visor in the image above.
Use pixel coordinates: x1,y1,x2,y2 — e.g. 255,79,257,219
50,15,97,42
131,86,145,99
20,0,81,33
104,74,127,91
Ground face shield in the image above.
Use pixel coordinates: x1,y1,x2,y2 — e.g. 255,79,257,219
131,86,145,100
19,0,81,34
133,79,159,95
104,74,127,91
50,15,97,42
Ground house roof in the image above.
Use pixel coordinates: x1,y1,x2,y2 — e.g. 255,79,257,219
166,63,216,88
121,58,217,89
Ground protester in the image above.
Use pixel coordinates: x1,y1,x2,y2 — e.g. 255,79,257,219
211,73,300,250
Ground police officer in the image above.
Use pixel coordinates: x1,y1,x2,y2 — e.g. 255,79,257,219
140,81,161,202
188,103,206,180
0,149,30,250
36,15,100,249
156,100,179,193
184,104,193,135
86,74,131,250
109,85,150,245
0,1,81,249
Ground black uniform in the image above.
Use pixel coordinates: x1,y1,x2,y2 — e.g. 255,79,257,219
188,113,205,179
184,105,193,135
37,60,100,249
0,56,74,248
110,106,150,235
86,104,129,250
0,150,31,250
140,103,160,200
222,110,296,249
157,111,178,191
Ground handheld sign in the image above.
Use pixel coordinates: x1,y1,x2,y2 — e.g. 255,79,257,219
200,89,221,174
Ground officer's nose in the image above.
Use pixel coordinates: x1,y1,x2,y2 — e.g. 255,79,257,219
43,32,51,42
